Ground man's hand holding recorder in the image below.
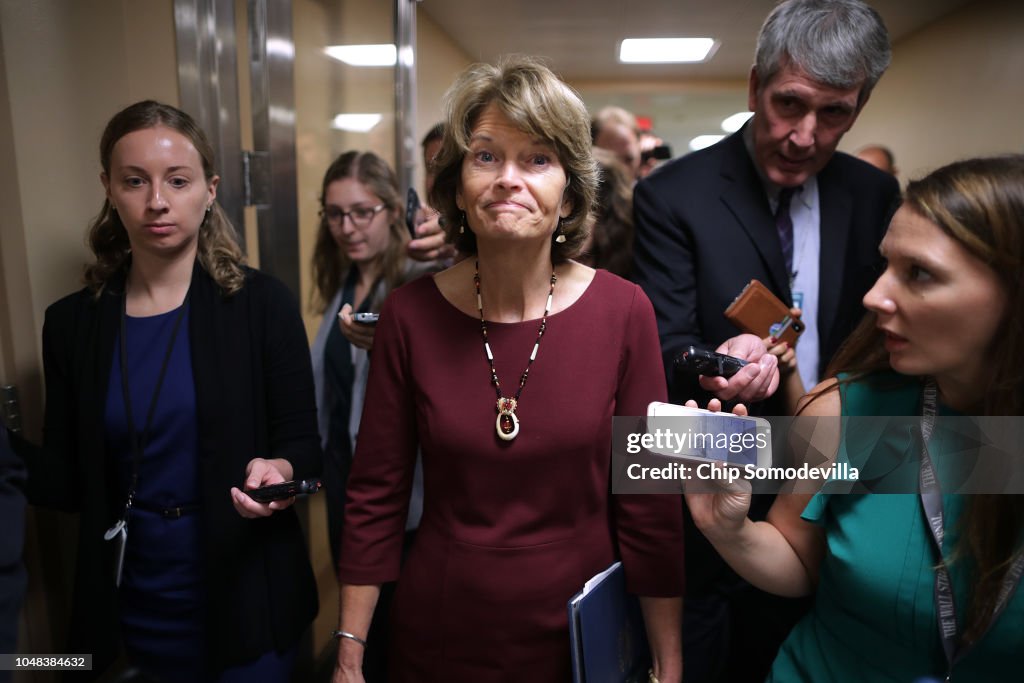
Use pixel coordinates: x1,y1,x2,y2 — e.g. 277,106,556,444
682,334,781,405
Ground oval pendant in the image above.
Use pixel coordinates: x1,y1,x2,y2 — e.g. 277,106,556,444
496,409,519,441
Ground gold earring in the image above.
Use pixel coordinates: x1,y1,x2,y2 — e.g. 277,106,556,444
554,220,567,244
459,212,466,235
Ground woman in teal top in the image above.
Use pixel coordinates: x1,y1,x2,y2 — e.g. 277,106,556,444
769,373,1024,681
686,155,1024,682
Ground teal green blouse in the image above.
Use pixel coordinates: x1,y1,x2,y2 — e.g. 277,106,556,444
768,373,1024,682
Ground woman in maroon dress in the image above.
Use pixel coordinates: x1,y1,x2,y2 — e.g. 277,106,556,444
332,57,685,683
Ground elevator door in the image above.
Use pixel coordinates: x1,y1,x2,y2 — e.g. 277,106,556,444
173,0,413,305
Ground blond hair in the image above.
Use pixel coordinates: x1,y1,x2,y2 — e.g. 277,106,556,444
428,55,598,262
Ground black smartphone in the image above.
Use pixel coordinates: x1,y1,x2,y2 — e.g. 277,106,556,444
246,479,322,503
641,144,672,162
675,346,749,378
352,312,379,325
405,187,420,238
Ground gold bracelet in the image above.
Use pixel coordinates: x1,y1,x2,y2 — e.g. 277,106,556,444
332,630,367,647
648,668,660,683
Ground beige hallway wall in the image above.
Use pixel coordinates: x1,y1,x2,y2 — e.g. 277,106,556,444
414,8,471,197
0,0,178,377
841,0,1024,183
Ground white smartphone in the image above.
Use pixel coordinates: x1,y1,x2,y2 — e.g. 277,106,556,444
645,401,772,469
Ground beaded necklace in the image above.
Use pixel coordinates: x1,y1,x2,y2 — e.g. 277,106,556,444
474,261,556,441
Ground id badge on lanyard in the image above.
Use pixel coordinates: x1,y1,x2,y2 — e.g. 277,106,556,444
103,518,128,586
918,379,1024,681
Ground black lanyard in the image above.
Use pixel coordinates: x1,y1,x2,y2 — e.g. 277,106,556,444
118,290,190,516
918,378,1024,681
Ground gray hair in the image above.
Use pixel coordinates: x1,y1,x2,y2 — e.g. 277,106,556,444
755,0,891,104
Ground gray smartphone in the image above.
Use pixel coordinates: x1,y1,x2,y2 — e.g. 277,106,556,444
352,312,379,325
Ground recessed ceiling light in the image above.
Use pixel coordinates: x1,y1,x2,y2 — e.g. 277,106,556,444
689,135,725,151
619,38,717,64
325,44,396,67
721,112,754,133
331,114,383,133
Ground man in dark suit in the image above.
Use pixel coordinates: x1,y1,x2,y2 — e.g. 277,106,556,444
632,1,901,680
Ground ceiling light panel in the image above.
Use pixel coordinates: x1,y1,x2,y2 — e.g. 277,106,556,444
331,114,383,133
689,134,725,151
721,112,754,133
619,38,717,64
325,44,396,67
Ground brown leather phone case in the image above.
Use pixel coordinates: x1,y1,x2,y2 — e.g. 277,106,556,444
723,279,804,346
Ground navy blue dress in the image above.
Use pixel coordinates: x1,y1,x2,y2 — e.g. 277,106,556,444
105,305,293,682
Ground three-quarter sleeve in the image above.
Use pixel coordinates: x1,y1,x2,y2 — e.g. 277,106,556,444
612,284,686,596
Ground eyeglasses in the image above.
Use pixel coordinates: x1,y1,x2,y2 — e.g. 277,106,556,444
321,204,386,228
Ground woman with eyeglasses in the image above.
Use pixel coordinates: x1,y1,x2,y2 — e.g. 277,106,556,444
310,151,437,681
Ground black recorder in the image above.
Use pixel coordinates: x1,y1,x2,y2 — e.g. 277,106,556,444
247,478,322,503
675,346,748,378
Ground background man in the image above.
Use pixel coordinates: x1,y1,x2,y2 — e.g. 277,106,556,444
408,123,454,263
857,143,899,176
592,106,644,181
420,122,444,197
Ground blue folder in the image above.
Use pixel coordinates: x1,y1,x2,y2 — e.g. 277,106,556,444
568,561,652,683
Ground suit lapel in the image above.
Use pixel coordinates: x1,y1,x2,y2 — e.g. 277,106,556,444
816,164,853,357
717,131,791,297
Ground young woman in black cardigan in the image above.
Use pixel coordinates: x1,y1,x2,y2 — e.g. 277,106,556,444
15,101,321,681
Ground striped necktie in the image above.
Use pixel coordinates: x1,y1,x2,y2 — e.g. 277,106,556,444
775,186,797,275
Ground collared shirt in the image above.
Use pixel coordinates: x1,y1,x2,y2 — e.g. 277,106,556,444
743,122,822,389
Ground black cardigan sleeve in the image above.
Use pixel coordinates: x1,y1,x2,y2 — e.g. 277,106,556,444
18,294,88,511
251,272,322,480
0,427,27,655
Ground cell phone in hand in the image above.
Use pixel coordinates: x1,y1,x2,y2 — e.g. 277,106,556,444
405,187,420,238
246,479,322,504
352,312,379,325
647,401,772,469
724,279,804,346
675,346,749,378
